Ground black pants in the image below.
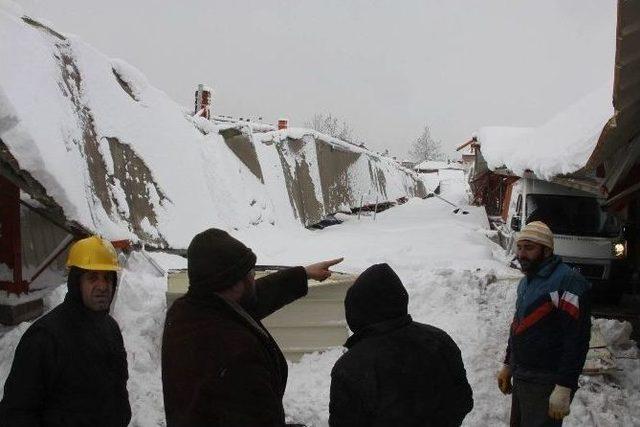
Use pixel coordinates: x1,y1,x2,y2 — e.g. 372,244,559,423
510,379,565,427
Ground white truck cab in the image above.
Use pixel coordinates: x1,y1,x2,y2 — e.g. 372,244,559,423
499,177,630,297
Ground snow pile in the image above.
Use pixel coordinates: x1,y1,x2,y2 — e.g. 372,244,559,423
567,319,640,427
420,172,441,193
476,126,534,164
111,252,168,426
414,160,460,171
437,168,469,206
477,81,614,179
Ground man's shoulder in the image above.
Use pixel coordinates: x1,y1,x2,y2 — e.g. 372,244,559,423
334,322,453,365
553,262,591,294
165,297,263,347
166,295,226,322
412,321,449,337
19,305,66,346
29,302,68,331
333,333,384,373
332,346,367,377
168,296,248,326
411,322,462,352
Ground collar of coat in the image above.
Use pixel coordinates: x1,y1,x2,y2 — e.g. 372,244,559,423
185,291,271,341
63,292,111,321
527,255,562,279
344,314,413,349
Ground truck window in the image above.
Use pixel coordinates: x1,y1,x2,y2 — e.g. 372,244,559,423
525,194,620,237
516,194,522,216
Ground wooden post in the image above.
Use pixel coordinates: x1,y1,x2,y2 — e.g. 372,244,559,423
0,175,27,294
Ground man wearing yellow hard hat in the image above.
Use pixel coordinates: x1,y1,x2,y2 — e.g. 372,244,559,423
496,221,591,427
0,236,131,426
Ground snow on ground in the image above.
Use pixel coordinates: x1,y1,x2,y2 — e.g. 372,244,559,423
1,197,638,426
414,160,461,171
112,252,168,426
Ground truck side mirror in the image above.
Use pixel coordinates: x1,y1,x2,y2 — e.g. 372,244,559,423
511,216,521,231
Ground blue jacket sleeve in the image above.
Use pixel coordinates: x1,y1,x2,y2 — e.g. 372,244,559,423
504,324,513,365
555,272,592,389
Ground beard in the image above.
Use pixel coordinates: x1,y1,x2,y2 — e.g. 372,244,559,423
238,283,258,311
518,253,547,274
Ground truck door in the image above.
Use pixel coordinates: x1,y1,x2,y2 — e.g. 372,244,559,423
498,181,523,251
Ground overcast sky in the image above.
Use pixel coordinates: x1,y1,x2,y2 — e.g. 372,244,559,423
18,0,617,158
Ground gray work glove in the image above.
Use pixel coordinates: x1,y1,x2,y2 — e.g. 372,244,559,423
548,385,571,420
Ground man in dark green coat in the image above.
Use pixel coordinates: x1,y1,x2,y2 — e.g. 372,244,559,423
162,228,342,427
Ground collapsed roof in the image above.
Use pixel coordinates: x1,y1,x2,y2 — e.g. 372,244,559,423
0,7,425,249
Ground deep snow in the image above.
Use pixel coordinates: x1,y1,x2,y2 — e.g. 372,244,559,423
1,197,638,426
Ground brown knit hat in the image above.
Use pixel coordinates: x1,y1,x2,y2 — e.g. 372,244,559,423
187,228,257,292
516,221,554,250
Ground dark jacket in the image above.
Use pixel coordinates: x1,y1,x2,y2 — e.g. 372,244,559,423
0,278,131,427
330,264,473,427
161,266,308,427
505,255,591,389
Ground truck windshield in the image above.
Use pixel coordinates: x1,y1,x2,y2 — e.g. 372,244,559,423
525,194,620,237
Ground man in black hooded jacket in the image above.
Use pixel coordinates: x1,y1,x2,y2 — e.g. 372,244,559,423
0,236,131,427
329,263,473,427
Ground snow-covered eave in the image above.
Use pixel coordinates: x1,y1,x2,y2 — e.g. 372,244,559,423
259,128,367,153
474,107,628,200
257,127,421,176
475,80,615,182
0,140,89,236
474,0,640,185
474,149,605,196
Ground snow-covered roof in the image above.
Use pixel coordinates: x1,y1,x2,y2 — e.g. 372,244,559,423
476,82,614,180
414,160,459,171
0,8,250,246
0,8,425,247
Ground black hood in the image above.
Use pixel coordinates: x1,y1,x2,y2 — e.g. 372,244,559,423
345,263,408,333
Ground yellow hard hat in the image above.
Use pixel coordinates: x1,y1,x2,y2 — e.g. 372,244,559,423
66,236,121,271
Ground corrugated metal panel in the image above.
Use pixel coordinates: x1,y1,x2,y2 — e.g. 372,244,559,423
166,267,355,361
20,205,71,289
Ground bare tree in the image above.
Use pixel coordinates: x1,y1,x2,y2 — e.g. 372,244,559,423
409,124,443,162
306,113,355,142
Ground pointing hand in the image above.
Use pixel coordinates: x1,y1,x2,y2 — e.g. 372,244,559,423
305,258,344,282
